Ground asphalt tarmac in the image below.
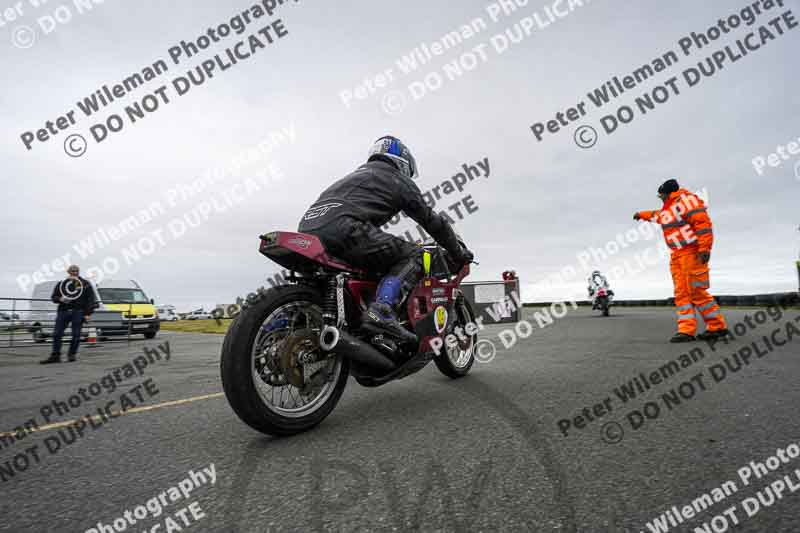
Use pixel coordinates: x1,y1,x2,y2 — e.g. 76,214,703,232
0,307,798,533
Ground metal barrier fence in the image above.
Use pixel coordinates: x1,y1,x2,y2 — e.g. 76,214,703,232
0,298,156,349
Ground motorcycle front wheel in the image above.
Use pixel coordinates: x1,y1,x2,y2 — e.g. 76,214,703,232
220,285,349,436
434,296,477,379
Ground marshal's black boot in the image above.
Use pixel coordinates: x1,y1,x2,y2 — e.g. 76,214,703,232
669,332,696,343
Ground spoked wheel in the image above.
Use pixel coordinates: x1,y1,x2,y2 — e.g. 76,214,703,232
221,285,349,436
434,295,477,379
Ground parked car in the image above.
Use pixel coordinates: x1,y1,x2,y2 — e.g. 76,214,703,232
157,306,179,321
186,310,213,320
0,311,27,333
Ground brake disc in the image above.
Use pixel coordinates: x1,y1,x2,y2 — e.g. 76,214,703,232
278,329,320,388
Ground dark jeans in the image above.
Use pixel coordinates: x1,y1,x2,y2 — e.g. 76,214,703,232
52,309,84,356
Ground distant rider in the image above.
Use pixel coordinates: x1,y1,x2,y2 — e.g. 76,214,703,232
297,136,474,344
587,270,613,308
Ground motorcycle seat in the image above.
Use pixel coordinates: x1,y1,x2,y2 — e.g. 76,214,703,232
259,231,367,274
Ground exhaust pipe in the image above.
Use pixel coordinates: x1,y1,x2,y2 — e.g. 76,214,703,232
319,325,340,351
320,326,396,373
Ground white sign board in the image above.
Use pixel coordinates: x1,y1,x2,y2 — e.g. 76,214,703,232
473,283,506,304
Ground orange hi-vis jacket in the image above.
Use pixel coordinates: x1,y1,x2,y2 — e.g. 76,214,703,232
636,189,713,256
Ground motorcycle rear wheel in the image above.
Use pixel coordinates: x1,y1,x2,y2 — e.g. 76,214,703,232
220,285,349,436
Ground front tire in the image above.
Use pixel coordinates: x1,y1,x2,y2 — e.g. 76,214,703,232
220,285,349,437
435,296,477,379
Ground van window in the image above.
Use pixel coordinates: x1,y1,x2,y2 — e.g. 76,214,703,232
99,288,149,304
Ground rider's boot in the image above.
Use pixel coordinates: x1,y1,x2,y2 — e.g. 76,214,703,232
362,276,418,345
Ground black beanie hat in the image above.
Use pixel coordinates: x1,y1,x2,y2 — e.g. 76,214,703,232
658,179,680,195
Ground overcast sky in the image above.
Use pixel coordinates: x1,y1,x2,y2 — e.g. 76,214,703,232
2,0,798,311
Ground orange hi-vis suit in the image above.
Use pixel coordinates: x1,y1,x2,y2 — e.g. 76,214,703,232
637,189,727,335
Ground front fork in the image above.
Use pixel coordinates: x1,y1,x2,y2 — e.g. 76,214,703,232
448,289,473,351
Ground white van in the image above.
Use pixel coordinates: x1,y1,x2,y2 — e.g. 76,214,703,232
29,279,120,342
29,279,159,341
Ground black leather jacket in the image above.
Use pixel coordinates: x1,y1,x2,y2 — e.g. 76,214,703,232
298,159,463,257
50,277,97,315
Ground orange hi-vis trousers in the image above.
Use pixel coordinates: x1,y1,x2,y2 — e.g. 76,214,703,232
671,251,727,335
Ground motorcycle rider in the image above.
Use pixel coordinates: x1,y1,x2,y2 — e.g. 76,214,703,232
297,136,474,344
587,270,613,308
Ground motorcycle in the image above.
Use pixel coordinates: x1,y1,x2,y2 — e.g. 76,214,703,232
592,287,613,317
220,231,477,436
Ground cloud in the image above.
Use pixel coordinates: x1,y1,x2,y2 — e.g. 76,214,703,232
2,0,798,309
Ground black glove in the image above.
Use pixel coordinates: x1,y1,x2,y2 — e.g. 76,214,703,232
447,246,473,273
458,247,474,264
633,213,642,221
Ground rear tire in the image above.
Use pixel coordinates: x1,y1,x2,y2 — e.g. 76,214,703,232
220,285,349,437
435,296,477,379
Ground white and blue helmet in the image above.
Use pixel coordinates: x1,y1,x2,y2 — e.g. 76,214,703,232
367,135,418,179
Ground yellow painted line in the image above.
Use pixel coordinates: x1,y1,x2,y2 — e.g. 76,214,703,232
0,392,225,438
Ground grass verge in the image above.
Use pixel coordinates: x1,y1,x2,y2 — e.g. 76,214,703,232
160,320,231,334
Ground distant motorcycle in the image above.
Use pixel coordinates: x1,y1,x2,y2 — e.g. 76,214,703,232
220,231,477,436
592,287,613,317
